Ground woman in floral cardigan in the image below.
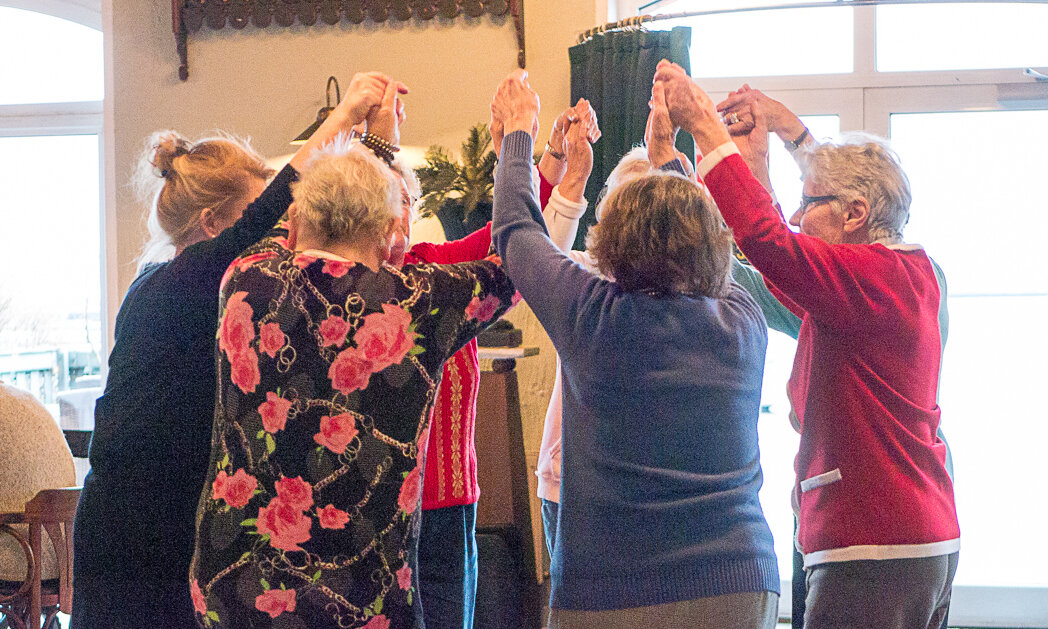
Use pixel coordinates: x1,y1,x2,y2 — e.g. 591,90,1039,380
188,134,516,629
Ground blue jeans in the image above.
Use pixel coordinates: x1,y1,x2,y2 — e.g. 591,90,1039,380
540,498,558,561
417,503,478,629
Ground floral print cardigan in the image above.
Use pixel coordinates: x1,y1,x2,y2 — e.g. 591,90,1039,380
189,232,516,629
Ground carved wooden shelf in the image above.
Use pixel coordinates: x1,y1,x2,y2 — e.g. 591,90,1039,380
172,0,525,80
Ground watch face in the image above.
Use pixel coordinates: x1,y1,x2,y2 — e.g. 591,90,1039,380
733,243,751,266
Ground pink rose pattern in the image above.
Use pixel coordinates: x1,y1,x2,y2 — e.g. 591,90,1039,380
259,322,285,358
190,578,207,616
397,466,422,515
319,316,351,347
362,616,390,629
212,468,258,509
313,413,360,454
354,304,415,372
274,476,313,511
396,564,412,590
464,293,502,323
258,392,292,433
318,504,350,529
255,587,297,618
193,236,514,628
256,496,312,552
322,258,354,278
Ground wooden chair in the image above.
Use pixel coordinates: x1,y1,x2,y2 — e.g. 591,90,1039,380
0,488,81,629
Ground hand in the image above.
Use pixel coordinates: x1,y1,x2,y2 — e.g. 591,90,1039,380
717,85,805,143
489,103,505,159
365,79,403,145
289,71,407,172
342,72,408,126
569,98,601,144
653,60,729,156
547,106,576,157
731,100,773,191
559,118,595,203
645,80,678,167
492,69,540,140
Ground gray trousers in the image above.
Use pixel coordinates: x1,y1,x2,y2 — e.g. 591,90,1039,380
549,591,779,629
804,552,959,629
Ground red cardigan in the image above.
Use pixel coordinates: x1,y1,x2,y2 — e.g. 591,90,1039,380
407,223,493,510
704,151,960,565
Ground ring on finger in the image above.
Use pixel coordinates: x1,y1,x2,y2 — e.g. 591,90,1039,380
726,112,740,125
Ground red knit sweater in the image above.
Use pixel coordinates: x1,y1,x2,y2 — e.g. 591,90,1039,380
407,223,493,510
705,152,960,565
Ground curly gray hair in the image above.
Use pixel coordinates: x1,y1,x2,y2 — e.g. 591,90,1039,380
802,132,912,244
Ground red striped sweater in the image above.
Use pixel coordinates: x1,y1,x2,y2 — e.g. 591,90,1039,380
406,223,492,510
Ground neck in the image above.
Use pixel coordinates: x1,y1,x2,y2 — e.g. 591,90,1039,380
294,236,386,272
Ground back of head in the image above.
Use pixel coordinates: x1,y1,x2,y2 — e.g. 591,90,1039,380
136,131,273,265
291,138,400,247
597,146,655,221
587,172,733,298
803,132,912,244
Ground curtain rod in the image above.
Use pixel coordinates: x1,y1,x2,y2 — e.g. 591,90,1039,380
579,0,1048,43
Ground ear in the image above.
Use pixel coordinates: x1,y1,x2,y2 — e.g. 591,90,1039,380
286,203,299,249
841,196,870,235
199,207,222,239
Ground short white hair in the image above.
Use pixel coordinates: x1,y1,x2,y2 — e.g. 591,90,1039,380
596,146,656,221
803,132,912,244
291,136,400,246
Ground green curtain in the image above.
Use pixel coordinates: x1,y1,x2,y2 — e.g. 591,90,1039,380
568,26,692,249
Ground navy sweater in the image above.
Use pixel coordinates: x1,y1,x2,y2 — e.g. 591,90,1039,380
74,166,297,589
492,131,779,611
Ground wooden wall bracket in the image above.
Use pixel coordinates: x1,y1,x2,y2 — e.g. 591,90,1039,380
173,0,526,81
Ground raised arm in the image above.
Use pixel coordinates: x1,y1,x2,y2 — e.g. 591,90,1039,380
490,71,609,357
208,72,404,264
655,60,905,328
543,103,599,251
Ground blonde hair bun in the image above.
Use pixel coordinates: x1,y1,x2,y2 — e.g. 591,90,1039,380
150,131,192,179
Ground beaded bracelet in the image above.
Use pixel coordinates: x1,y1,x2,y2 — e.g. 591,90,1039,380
360,133,400,165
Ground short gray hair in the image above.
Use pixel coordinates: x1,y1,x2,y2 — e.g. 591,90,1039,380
803,132,911,244
596,146,656,221
291,137,400,247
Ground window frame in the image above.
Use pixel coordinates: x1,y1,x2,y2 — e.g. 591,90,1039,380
0,0,110,412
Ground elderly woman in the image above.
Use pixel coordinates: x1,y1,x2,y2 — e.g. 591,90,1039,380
655,61,959,629
490,70,779,629
392,100,597,629
72,72,401,629
188,124,516,627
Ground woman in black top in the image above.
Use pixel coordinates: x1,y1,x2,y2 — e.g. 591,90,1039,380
72,72,405,629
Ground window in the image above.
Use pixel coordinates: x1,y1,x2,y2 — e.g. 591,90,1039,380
626,1,1048,624
0,4,105,432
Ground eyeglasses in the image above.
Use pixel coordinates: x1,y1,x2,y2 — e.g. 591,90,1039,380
797,194,839,216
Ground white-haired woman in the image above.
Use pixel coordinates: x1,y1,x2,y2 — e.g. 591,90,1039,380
655,60,958,629
72,72,401,629
188,135,516,628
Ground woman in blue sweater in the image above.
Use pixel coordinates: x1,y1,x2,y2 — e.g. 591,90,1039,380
489,71,779,629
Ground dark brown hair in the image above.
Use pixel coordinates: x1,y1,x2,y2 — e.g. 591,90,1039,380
586,172,733,298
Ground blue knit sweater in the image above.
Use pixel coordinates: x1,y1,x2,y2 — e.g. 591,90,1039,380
492,131,779,611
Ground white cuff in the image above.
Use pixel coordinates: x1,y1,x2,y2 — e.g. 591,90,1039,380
696,142,741,180
549,185,588,220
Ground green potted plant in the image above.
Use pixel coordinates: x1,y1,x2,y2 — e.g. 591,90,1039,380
416,123,498,241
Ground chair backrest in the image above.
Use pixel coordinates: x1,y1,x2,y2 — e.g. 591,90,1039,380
23,487,81,620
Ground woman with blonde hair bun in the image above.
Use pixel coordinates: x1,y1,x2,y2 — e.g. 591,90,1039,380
72,72,406,629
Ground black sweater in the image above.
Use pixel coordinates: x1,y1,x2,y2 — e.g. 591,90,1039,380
73,166,297,586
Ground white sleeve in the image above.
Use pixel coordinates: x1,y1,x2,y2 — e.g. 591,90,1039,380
542,184,588,252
